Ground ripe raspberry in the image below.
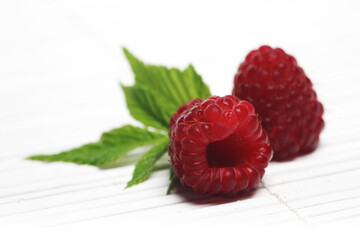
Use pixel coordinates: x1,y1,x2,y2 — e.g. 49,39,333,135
233,46,325,160
168,95,273,195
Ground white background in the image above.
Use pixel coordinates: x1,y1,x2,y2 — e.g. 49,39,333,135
1,0,360,235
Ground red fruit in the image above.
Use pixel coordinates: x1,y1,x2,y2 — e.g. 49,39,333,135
233,46,324,160
168,95,273,195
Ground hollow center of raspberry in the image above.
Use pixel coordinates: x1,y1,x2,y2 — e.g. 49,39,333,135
206,133,247,168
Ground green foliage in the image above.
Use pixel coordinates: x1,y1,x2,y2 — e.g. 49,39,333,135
126,138,169,188
28,125,167,166
123,48,211,123
29,48,212,190
122,85,176,131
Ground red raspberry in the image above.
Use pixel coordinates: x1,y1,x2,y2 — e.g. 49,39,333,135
168,95,273,195
233,46,325,160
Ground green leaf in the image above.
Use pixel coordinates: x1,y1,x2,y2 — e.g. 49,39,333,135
28,125,167,166
122,85,177,131
127,137,169,188
166,166,180,195
123,48,211,108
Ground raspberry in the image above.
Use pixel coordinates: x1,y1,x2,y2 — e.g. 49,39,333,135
168,95,273,195
233,46,325,160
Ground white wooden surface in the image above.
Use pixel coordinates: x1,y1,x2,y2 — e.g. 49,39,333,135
1,0,360,231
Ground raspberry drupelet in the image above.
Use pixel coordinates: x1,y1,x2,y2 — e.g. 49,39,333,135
168,95,273,195
233,46,325,161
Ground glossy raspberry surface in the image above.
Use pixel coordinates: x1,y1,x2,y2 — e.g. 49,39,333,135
233,46,324,161
168,95,273,195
